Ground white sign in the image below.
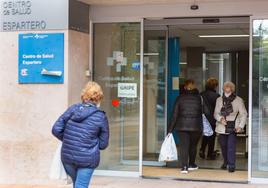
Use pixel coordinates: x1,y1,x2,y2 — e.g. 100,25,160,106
0,0,68,31
172,77,179,90
118,83,137,98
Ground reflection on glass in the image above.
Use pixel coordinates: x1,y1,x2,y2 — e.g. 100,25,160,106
143,30,166,161
203,53,232,95
252,19,268,178
93,23,140,172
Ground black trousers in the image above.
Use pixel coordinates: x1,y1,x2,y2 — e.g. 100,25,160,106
218,133,236,168
177,131,201,167
200,132,216,157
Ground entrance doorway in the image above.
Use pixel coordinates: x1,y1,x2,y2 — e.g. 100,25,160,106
142,17,250,182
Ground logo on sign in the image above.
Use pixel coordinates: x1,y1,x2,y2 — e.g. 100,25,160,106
107,51,127,72
21,68,28,76
34,34,48,39
132,61,140,71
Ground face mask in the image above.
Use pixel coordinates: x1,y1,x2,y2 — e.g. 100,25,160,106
224,92,231,97
96,103,101,108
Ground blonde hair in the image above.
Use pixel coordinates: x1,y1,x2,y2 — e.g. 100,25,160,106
184,79,196,90
223,81,236,93
81,81,104,104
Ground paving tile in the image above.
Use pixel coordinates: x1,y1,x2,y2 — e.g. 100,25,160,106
0,176,267,188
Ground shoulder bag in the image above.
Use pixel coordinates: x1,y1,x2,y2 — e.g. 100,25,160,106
225,112,239,134
201,96,214,137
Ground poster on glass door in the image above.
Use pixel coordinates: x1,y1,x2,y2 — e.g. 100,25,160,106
118,83,137,98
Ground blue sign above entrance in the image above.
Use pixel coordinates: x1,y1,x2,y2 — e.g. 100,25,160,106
18,33,64,84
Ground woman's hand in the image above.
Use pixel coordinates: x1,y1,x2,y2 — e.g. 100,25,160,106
236,127,242,133
167,130,173,136
220,117,227,125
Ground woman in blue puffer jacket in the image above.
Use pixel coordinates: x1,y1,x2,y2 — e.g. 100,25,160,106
52,81,109,188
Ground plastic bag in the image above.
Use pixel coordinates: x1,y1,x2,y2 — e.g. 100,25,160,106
202,114,214,137
159,133,178,162
49,143,67,180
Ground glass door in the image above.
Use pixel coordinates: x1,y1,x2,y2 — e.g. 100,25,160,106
251,18,268,181
93,22,142,175
203,53,232,95
143,29,167,164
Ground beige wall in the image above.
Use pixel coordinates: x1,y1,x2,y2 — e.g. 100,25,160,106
0,30,68,184
68,30,90,105
83,0,263,5
0,30,90,184
90,1,268,21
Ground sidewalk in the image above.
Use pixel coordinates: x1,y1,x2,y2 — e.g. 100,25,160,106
0,176,267,188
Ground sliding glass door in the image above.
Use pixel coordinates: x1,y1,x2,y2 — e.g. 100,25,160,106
251,18,268,182
143,29,167,164
92,22,143,175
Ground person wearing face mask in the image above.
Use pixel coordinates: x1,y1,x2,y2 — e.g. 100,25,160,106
52,81,109,188
214,81,247,173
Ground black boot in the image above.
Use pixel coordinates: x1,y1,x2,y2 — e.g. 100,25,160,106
228,167,235,173
199,150,205,159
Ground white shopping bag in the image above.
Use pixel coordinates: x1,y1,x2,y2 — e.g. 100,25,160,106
49,143,68,180
158,133,178,162
202,114,214,137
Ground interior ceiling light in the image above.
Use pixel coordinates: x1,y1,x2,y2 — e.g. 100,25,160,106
199,34,249,38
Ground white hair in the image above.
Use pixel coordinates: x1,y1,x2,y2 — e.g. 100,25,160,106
223,81,236,93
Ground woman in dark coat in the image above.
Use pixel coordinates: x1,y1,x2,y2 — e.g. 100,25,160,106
169,79,202,174
52,81,109,188
199,78,220,160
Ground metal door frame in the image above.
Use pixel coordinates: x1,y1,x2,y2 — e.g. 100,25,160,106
249,15,268,184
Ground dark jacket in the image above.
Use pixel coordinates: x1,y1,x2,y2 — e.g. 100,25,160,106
52,103,109,168
169,89,202,132
201,89,220,128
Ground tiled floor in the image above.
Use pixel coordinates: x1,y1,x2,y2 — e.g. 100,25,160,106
143,166,248,182
0,176,267,188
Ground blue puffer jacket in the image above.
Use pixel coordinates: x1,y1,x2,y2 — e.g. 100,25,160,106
52,103,109,168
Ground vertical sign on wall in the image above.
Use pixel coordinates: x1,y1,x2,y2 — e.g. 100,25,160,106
18,33,64,84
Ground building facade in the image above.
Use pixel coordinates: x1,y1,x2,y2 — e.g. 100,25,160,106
1,0,268,185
